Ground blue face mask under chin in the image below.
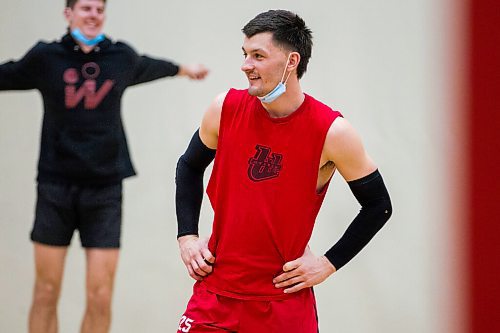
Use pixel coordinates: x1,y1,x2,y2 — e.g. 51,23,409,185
258,54,293,104
71,28,105,46
258,82,287,104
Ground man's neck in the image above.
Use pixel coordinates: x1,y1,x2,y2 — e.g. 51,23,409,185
78,42,96,54
261,83,305,118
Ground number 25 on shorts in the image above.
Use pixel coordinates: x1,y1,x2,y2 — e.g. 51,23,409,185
178,315,194,332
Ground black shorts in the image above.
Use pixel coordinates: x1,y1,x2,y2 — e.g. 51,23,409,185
31,181,123,248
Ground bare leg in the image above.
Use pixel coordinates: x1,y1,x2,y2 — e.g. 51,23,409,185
80,248,119,333
29,243,68,333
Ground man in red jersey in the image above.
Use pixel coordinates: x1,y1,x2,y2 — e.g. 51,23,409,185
175,9,392,332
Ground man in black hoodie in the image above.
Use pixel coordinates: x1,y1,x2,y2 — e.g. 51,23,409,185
0,1,208,332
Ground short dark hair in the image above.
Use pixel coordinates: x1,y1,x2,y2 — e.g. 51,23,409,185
242,10,313,79
66,0,107,9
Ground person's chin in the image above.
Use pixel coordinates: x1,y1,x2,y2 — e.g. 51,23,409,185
247,86,260,97
83,29,102,38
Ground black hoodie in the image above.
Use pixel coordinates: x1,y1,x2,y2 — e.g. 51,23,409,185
0,33,179,185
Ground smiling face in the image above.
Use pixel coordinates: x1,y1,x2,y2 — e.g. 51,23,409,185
64,0,106,39
241,32,291,98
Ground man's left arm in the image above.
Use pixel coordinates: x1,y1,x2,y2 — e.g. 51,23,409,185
130,55,208,86
274,117,392,293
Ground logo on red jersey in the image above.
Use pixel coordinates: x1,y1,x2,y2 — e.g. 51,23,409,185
248,144,283,181
63,62,114,110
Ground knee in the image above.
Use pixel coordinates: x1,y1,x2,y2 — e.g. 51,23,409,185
86,285,113,315
32,280,60,308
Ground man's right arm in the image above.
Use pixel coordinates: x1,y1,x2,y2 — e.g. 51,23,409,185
175,92,226,280
175,91,225,237
0,44,42,91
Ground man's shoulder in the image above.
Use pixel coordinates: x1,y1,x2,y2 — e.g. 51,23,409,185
226,88,253,102
109,39,139,54
18,39,60,60
30,39,58,52
221,88,253,110
30,35,76,54
111,39,133,49
304,93,343,120
305,93,333,110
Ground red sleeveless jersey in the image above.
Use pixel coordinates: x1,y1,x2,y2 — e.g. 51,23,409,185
204,89,342,300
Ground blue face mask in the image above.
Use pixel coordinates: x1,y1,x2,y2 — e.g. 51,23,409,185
71,28,105,46
258,54,293,104
258,82,287,104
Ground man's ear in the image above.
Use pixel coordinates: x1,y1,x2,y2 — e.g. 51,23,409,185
63,7,72,23
287,52,301,72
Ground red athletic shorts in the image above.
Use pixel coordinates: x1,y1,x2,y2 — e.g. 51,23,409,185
177,282,319,333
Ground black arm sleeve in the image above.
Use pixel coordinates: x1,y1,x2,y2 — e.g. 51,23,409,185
324,169,392,270
175,129,216,238
0,43,42,91
130,55,179,86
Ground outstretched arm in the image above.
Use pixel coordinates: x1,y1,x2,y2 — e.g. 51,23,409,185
175,92,225,280
0,44,43,91
130,55,208,86
274,117,392,293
